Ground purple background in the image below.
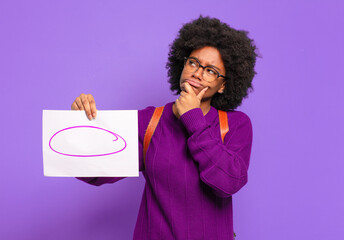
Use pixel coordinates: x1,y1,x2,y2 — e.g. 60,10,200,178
1,0,343,239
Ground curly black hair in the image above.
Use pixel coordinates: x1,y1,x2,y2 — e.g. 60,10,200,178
166,16,258,111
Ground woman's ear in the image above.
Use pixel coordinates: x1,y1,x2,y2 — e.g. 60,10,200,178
217,81,225,94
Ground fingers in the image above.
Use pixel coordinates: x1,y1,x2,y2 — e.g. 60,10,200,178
176,83,208,117
81,95,93,120
71,101,79,110
180,91,187,97
88,94,97,119
183,82,195,95
75,97,84,110
71,94,97,120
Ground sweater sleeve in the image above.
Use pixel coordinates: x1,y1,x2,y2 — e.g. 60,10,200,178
180,108,253,198
76,106,155,186
76,176,125,186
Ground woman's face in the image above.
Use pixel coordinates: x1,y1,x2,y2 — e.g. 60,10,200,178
179,46,226,101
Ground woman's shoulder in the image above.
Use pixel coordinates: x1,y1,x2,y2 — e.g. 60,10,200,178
138,102,172,118
226,110,252,128
137,102,170,124
138,105,156,115
138,105,156,124
227,109,250,119
137,102,172,137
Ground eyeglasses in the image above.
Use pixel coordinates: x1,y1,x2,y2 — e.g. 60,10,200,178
183,57,227,82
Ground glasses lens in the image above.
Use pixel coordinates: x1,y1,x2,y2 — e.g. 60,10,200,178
184,57,219,82
203,67,218,82
184,58,199,72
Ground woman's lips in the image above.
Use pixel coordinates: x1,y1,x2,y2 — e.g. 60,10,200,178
185,79,202,88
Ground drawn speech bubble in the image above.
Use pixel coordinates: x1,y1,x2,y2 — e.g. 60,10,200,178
49,126,127,157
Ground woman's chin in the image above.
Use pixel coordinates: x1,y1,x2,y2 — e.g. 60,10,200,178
191,86,200,95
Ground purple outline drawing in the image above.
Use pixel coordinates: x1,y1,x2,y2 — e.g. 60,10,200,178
49,126,127,157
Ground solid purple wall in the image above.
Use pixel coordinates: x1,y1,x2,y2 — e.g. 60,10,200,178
1,0,343,239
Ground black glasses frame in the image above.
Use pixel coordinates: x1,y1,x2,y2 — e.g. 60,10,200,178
183,57,227,80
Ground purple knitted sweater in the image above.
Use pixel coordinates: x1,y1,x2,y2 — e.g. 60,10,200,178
78,101,253,240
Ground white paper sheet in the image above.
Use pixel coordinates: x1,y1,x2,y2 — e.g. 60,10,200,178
42,110,138,177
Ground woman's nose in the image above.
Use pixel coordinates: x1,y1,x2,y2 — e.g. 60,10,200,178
192,67,204,80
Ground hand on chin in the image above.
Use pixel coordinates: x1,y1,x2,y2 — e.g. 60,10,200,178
181,81,201,95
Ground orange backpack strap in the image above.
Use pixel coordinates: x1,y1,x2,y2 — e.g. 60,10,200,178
143,106,164,168
218,110,229,143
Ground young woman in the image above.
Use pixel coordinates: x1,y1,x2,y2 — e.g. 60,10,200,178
73,16,257,240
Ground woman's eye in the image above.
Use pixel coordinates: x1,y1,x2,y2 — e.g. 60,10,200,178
206,68,216,75
188,60,197,66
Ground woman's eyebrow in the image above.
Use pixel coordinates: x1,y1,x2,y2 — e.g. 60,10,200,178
189,56,222,72
191,56,221,70
208,64,221,71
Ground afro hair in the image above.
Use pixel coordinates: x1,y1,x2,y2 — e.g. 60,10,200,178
166,16,258,111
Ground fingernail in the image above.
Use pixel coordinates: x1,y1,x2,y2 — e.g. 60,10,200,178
88,115,92,120
93,113,96,119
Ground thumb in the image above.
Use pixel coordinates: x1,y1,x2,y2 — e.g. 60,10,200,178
197,87,208,100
